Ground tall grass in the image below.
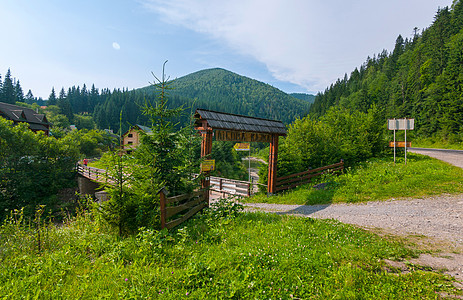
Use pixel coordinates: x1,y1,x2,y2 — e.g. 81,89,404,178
247,153,463,205
0,199,459,299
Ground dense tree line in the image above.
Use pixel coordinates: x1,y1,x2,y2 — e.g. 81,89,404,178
310,1,463,142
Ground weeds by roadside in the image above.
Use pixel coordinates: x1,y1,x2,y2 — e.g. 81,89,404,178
0,197,460,298
247,153,463,205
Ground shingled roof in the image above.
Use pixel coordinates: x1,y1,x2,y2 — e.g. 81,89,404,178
195,109,287,135
0,102,50,134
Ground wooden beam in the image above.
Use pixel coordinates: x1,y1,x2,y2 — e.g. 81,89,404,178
267,134,279,194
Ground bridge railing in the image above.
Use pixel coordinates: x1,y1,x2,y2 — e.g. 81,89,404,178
209,176,265,197
77,164,108,183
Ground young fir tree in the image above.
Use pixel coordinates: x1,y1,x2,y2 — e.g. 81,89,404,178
100,62,200,234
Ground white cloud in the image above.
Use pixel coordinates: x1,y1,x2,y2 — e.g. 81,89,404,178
112,42,121,50
141,0,451,93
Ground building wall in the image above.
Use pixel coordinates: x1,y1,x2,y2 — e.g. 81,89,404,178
122,128,141,150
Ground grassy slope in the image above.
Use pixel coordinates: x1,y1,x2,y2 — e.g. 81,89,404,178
0,205,459,299
412,137,463,150
248,153,463,205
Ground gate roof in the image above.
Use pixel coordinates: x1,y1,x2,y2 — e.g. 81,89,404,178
195,109,286,135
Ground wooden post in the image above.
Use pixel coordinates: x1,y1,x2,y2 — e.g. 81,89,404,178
267,134,279,195
160,189,166,229
199,123,213,206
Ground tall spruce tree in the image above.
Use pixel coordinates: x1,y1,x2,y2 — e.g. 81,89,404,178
1,69,15,104
48,87,57,105
14,80,24,102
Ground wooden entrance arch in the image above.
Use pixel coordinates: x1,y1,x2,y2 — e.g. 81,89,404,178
194,109,287,202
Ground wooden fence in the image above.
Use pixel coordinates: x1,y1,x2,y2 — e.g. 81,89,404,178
77,164,108,183
159,189,207,229
209,176,264,197
275,160,344,192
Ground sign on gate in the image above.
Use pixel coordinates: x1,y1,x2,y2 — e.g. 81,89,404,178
215,130,272,143
201,160,215,172
233,143,250,151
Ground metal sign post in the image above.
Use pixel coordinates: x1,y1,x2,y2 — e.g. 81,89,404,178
393,118,396,164
388,118,415,165
405,118,407,165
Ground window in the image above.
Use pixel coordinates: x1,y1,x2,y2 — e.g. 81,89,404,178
128,133,133,138
128,141,133,145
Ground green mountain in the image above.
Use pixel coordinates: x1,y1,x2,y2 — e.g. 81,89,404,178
139,68,311,124
310,2,463,140
290,93,315,104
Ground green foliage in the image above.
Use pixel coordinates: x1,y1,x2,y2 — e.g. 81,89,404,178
0,118,79,220
97,65,201,235
259,106,386,186
0,204,459,298
62,129,115,158
310,2,463,143
210,141,248,180
248,153,463,205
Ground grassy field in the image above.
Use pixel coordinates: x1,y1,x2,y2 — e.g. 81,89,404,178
0,200,460,299
412,137,463,150
247,153,463,205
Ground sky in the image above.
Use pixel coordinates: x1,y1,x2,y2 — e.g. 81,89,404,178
0,0,454,99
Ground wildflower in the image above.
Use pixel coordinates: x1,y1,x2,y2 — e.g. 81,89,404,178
125,278,128,282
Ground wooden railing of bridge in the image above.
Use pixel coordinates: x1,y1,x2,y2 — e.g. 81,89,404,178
209,176,265,197
77,164,108,183
275,160,344,192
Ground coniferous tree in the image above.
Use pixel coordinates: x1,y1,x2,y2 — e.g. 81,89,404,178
1,69,15,104
14,80,24,102
48,87,57,105
25,90,35,104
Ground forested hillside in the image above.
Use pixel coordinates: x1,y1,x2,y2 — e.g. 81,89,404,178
290,93,316,104
310,1,463,141
139,68,311,124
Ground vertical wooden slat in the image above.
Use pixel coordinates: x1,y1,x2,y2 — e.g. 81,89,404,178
160,189,166,229
268,134,279,194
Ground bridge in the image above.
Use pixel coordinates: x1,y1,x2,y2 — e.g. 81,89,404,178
77,163,262,200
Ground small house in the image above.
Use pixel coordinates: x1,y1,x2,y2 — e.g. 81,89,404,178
0,102,50,135
122,124,151,151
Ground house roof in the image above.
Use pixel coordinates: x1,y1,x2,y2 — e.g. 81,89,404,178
123,124,152,137
135,124,152,133
194,109,287,135
0,102,50,127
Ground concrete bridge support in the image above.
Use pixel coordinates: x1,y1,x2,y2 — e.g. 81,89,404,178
77,175,101,196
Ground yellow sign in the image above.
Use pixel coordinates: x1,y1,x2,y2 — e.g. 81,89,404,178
216,130,271,143
201,160,215,172
389,141,411,148
233,143,250,151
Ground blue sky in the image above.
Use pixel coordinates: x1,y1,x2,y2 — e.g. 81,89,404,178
0,0,453,99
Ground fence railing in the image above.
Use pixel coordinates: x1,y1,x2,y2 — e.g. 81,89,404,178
77,164,108,183
159,189,207,229
275,160,344,192
209,176,264,197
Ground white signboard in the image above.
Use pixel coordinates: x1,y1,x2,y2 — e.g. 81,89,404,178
388,119,414,130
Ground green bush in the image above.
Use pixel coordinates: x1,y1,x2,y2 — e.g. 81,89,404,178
0,118,79,220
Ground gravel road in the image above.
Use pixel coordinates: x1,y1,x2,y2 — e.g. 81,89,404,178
409,147,463,168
